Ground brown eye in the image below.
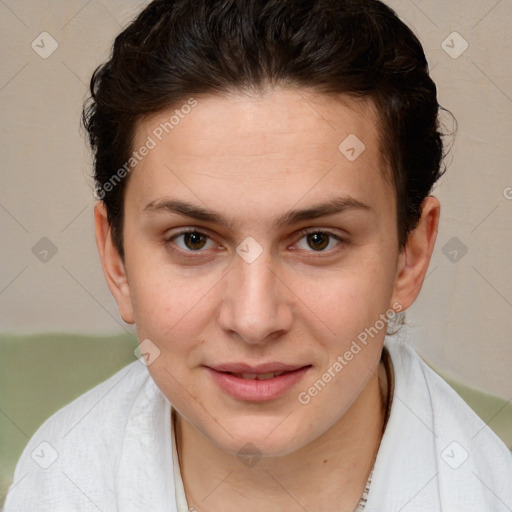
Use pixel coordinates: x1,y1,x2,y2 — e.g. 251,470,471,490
306,232,330,251
182,232,208,250
165,229,216,252
295,230,343,253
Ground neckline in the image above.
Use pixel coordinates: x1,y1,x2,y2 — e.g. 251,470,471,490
353,344,395,510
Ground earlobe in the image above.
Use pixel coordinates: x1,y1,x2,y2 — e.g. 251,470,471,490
94,201,135,324
391,196,440,311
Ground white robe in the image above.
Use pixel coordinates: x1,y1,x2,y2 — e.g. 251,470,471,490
4,338,512,511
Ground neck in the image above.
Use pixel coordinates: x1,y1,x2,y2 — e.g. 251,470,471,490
175,355,390,512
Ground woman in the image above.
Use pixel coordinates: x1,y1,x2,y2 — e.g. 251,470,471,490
5,0,512,510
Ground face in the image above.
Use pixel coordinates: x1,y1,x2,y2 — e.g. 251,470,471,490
99,88,416,457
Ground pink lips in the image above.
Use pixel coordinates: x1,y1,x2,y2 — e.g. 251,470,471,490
209,362,307,374
205,363,311,402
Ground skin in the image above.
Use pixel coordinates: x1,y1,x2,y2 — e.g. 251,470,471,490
94,87,440,511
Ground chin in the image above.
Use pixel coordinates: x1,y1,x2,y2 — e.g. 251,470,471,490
207,420,311,459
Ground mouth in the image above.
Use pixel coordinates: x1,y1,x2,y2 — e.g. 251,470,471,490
204,364,312,402
222,370,290,380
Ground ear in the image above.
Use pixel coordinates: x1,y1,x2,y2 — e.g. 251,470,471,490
94,201,135,324
391,196,440,311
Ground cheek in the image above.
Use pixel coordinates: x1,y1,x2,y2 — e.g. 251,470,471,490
127,261,196,342
130,272,206,398
311,262,393,334
127,261,224,372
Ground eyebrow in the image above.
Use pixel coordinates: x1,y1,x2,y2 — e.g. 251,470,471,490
143,196,372,230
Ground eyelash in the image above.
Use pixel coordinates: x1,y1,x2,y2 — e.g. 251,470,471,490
163,227,346,257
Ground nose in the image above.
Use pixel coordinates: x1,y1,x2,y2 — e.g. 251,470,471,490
217,249,293,345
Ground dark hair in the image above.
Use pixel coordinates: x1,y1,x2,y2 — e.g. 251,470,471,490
82,0,450,261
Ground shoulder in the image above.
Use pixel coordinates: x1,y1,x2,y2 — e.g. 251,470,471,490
390,340,508,436
387,339,511,456
381,338,512,510
25,360,151,451
3,361,155,511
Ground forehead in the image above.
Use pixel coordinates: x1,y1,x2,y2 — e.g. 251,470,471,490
126,88,394,225
139,87,381,159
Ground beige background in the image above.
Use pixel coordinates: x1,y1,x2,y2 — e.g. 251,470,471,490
0,0,511,399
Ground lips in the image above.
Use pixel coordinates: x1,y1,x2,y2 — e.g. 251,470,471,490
205,363,312,401
229,371,287,380
208,362,308,374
